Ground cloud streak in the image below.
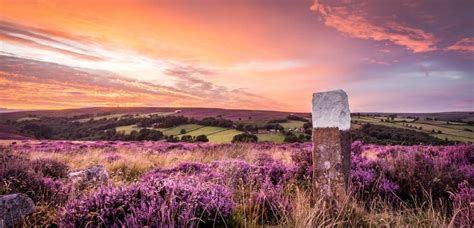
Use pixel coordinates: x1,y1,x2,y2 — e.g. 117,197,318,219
0,55,282,110
310,0,436,53
0,21,104,61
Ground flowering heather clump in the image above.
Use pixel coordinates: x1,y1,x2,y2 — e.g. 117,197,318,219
62,170,235,227
31,158,69,179
0,150,69,203
450,181,474,227
3,140,473,227
249,180,290,225
351,152,399,200
290,146,313,183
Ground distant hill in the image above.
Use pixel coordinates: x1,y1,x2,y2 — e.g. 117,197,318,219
0,108,24,113
0,107,472,142
360,112,474,122
0,107,309,121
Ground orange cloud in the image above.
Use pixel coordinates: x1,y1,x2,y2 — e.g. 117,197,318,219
310,0,436,53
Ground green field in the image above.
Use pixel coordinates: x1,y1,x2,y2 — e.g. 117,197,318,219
160,124,204,136
207,129,243,143
353,116,474,143
280,120,306,129
115,124,142,134
256,133,285,143
179,126,229,137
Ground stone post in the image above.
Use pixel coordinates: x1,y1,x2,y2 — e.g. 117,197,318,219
312,89,351,203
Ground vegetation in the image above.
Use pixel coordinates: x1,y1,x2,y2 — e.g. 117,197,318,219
232,133,258,143
1,141,472,227
352,124,454,145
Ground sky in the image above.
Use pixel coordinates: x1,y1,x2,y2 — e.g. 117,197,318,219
0,0,473,112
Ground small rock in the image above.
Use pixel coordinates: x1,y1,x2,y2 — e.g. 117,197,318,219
68,165,109,190
0,193,35,228
312,89,351,130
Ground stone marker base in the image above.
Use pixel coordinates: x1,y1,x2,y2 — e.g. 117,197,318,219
312,127,351,204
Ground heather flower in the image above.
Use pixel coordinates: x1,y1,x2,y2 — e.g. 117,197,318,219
62,174,235,227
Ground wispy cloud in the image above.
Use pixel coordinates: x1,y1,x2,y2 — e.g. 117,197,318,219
0,21,104,61
0,55,282,110
310,0,436,53
445,38,474,53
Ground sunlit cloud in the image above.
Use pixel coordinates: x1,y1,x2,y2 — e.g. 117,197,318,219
310,0,436,53
0,0,472,112
445,38,474,53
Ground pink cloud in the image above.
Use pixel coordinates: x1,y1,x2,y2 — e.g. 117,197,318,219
445,38,474,52
310,0,436,53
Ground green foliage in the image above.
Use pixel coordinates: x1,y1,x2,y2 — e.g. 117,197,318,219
283,133,301,143
352,124,452,145
195,134,209,142
232,133,258,143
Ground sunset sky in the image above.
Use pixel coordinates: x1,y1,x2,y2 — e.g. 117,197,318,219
0,0,473,112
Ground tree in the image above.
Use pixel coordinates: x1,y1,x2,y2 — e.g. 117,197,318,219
180,135,193,142
284,133,301,143
166,135,179,142
195,135,209,142
232,133,258,143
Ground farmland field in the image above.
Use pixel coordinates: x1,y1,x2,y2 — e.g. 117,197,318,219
279,120,306,129
352,115,474,143
1,140,472,227
256,133,285,143
159,124,204,135
115,124,141,134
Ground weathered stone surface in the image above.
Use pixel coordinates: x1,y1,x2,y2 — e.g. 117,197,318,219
68,165,109,190
312,90,351,131
0,193,35,228
312,128,351,202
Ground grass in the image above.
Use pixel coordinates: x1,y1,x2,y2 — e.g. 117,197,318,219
280,120,306,129
21,144,456,227
256,133,285,143
160,124,204,136
207,129,243,143
115,124,141,134
178,126,229,137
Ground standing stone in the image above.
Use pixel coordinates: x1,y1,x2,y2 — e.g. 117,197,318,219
0,193,35,228
312,89,351,203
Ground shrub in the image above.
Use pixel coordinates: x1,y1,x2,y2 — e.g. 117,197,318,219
195,134,209,142
180,135,193,142
31,159,69,179
249,181,289,225
0,151,68,203
450,181,474,227
62,174,235,227
232,133,258,143
284,133,301,143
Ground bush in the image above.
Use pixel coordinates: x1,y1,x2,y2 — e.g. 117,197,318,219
0,152,68,203
62,174,235,227
195,134,209,142
232,133,258,143
31,159,69,179
351,124,451,145
284,133,301,143
180,135,193,142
